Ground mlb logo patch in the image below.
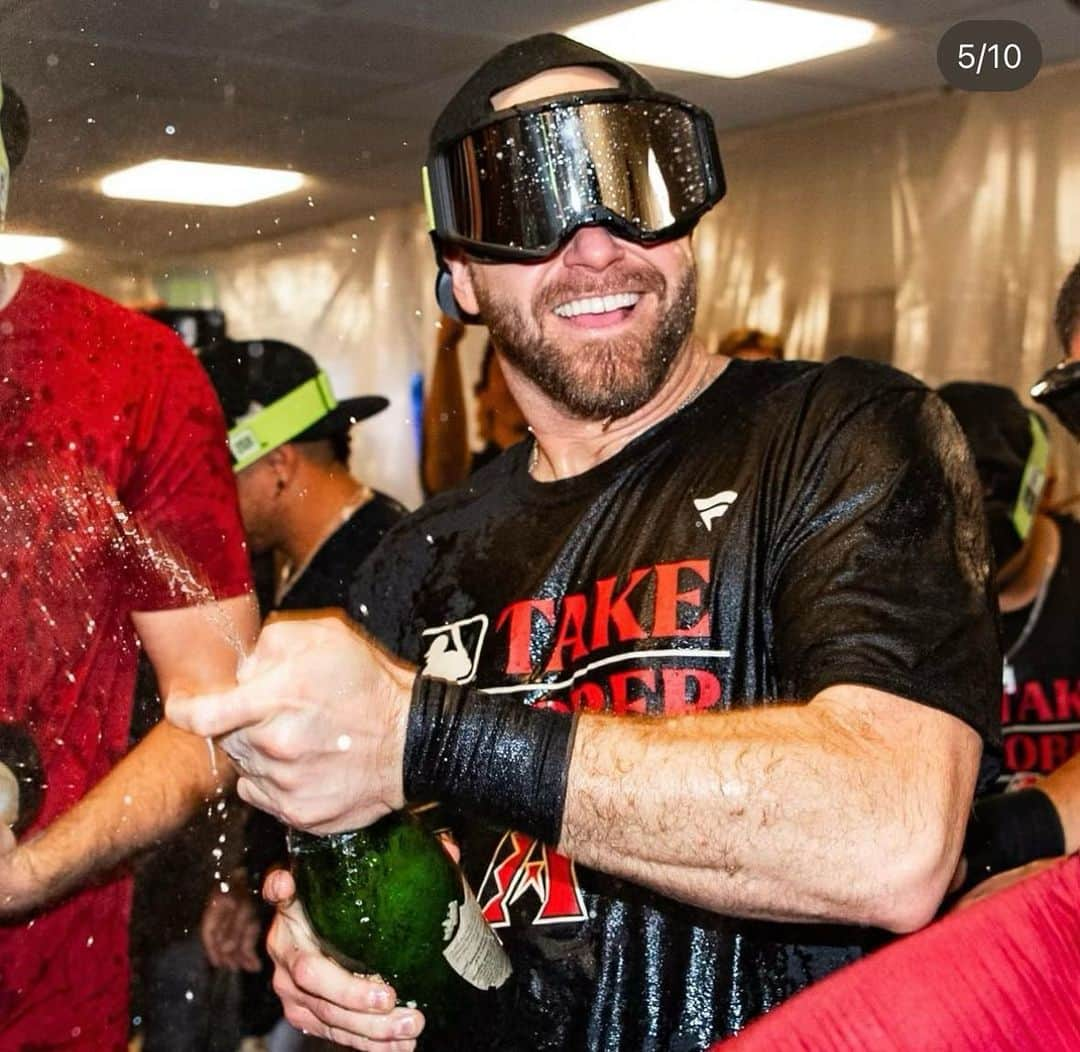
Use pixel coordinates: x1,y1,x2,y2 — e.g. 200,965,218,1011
420,615,489,683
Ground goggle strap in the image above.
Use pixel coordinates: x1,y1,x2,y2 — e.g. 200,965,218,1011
228,372,337,472
421,165,436,233
1011,413,1049,539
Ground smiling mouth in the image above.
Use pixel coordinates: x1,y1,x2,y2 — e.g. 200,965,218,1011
552,291,642,319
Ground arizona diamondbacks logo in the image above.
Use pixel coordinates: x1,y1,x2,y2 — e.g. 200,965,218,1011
478,831,588,928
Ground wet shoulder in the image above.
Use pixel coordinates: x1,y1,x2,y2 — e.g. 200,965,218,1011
724,356,933,445
389,445,524,541
351,447,525,602
734,356,925,411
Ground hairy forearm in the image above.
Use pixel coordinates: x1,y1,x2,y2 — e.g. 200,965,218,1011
21,721,232,908
1038,753,1080,854
559,686,979,932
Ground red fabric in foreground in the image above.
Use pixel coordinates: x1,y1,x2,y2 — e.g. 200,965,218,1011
718,854,1080,1052
0,269,251,1049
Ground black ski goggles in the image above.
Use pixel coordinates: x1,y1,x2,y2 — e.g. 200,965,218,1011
423,92,725,262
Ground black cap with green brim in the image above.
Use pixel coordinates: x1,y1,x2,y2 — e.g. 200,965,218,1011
199,339,388,472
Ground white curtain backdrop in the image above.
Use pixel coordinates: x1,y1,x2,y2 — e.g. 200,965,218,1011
186,208,438,509
151,61,1080,505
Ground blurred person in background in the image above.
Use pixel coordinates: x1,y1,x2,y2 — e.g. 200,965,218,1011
935,259,1080,903
1032,256,1080,511
1055,257,1080,363
0,80,258,1049
714,326,784,361
421,317,528,494
196,339,407,1051
469,338,530,471
937,384,1079,899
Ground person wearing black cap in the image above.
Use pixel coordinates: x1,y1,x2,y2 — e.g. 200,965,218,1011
170,36,998,1050
936,383,1080,902
194,339,407,1044
0,80,259,1048
198,339,405,610
1032,255,1080,440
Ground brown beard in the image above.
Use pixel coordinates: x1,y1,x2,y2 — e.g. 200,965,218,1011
471,259,698,421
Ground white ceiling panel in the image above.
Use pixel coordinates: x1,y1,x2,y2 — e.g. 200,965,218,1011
1,0,1078,263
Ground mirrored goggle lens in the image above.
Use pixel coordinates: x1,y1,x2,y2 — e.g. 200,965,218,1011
436,100,720,255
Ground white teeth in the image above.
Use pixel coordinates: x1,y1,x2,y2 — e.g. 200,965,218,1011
553,292,641,318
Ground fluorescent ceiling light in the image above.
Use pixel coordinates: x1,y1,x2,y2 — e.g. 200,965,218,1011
0,234,66,263
100,159,305,207
567,0,880,78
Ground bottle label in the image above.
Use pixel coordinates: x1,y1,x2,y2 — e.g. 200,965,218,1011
442,878,512,990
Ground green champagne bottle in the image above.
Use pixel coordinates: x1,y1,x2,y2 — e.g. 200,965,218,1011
289,811,511,1029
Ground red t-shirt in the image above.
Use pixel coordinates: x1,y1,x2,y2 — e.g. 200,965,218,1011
0,268,251,1048
717,854,1080,1052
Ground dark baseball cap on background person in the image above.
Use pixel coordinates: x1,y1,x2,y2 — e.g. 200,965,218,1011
423,33,725,319
146,307,228,351
198,339,388,472
1031,358,1080,439
938,381,1049,569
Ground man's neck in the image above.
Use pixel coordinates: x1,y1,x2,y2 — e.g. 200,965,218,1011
512,337,729,481
998,513,1060,613
278,468,370,570
0,263,25,312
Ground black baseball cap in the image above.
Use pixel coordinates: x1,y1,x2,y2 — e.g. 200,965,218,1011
146,307,228,351
1031,358,1080,439
430,33,659,154
199,339,388,470
938,382,1041,472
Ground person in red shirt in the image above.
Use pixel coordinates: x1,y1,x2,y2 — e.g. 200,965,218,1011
0,83,258,1048
714,854,1080,1052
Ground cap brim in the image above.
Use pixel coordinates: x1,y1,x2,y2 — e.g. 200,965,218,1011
295,395,389,441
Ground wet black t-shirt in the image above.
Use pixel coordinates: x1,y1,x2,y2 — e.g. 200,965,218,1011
998,513,1080,789
350,358,999,1051
277,490,407,612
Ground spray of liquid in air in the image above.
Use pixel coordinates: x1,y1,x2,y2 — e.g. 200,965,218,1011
0,456,249,869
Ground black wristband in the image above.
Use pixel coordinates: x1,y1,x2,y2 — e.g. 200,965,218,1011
961,787,1065,893
404,676,578,846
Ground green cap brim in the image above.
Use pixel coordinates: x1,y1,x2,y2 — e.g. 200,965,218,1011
228,371,337,472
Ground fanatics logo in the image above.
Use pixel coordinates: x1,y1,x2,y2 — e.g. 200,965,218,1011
693,490,738,531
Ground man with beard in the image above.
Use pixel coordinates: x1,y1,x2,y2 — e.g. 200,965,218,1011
170,35,999,1050
936,384,1079,902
